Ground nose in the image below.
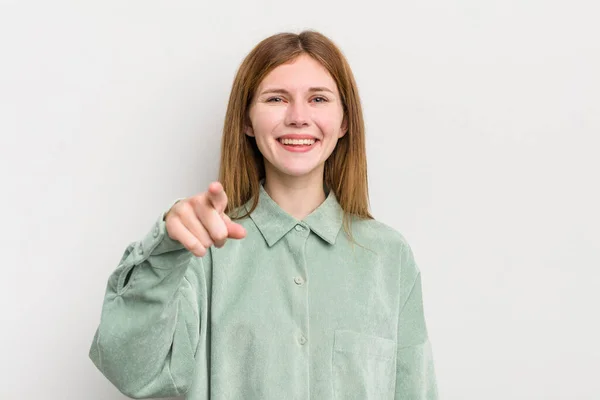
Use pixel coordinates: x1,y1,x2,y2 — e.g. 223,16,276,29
285,101,309,127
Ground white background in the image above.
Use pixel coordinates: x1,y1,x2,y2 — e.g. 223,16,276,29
1,0,598,399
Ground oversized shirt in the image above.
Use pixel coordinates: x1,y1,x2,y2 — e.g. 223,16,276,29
89,182,438,399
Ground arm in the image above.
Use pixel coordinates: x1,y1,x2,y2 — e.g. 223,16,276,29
89,208,210,399
395,243,438,399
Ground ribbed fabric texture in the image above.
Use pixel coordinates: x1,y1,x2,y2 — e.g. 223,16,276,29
89,183,438,399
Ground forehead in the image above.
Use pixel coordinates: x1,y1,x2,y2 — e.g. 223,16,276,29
258,54,338,91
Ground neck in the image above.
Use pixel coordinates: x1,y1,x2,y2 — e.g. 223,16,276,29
262,169,327,221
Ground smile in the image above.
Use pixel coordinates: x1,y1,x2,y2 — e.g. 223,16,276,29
276,138,319,153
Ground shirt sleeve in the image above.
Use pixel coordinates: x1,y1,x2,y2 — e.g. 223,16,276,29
88,203,210,398
395,242,439,399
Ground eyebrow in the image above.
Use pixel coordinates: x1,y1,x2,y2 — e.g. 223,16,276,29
259,87,335,96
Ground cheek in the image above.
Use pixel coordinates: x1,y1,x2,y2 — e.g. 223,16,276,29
315,112,344,136
252,107,285,134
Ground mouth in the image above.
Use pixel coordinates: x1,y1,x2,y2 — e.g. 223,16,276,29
276,137,318,146
276,137,319,152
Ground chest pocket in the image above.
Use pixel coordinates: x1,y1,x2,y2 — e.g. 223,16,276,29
332,329,397,400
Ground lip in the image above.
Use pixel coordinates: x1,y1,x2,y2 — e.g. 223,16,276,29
277,134,319,140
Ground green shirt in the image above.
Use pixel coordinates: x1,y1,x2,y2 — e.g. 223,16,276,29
89,182,438,399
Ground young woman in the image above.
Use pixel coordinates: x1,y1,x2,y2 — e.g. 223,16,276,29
89,30,438,399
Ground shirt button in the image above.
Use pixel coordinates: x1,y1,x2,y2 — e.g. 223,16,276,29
294,276,304,285
295,224,304,231
137,244,144,255
299,335,307,345
153,224,160,238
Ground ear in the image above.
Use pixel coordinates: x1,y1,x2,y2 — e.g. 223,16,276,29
339,115,348,138
245,125,255,137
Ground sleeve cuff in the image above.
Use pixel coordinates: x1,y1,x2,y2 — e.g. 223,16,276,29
130,199,187,264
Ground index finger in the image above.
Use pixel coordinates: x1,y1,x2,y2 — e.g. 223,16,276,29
206,181,228,214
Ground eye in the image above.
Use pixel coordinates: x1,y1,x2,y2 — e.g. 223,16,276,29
266,97,283,103
312,96,328,103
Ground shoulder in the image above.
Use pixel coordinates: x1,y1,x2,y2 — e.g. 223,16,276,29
349,216,420,276
350,216,413,252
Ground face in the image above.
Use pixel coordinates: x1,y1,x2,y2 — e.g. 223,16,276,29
246,54,347,181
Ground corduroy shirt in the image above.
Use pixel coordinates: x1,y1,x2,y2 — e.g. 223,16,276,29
89,182,438,399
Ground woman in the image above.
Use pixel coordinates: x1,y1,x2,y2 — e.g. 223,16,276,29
89,30,438,399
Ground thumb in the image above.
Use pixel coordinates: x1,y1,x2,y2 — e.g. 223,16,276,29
222,214,247,239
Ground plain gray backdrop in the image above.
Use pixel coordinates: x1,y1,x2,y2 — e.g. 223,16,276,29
1,0,599,399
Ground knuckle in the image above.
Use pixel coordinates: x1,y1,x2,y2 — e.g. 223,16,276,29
180,200,196,215
211,228,228,242
165,220,178,239
197,246,207,257
172,199,186,212
189,194,204,207
183,238,199,250
192,247,207,257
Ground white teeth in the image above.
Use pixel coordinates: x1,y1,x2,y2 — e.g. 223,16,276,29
279,138,316,145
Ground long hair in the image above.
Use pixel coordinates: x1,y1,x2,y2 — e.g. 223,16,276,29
218,30,373,244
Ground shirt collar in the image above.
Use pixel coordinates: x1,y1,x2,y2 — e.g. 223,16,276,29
244,180,344,247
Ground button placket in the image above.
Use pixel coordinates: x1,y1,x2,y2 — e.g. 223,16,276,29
285,222,310,363
282,222,310,399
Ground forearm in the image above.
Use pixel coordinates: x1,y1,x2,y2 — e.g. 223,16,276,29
89,214,205,398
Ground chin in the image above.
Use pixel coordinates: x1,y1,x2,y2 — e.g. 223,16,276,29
275,164,320,178
281,169,314,177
